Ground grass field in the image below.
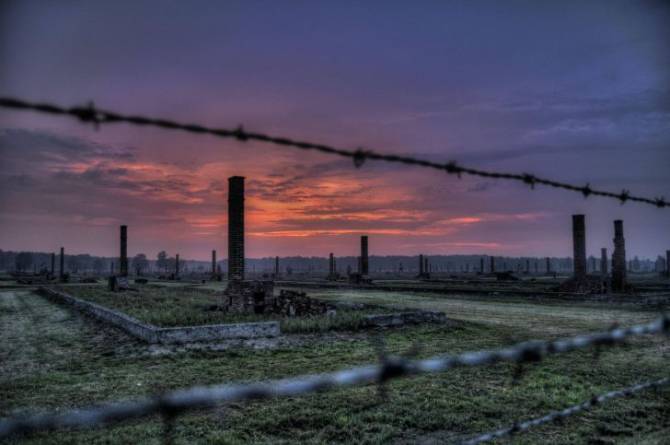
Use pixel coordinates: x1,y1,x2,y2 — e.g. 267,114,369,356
50,284,394,334
1,286,669,444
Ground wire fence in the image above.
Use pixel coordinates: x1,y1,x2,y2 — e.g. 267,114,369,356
1,96,669,442
463,377,670,445
0,315,667,441
0,97,667,209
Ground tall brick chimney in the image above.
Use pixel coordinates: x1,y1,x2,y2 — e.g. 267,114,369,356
228,176,245,281
572,214,586,280
360,236,369,276
120,225,128,277
611,220,627,292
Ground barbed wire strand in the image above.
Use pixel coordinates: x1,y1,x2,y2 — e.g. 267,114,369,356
463,377,670,445
0,97,666,209
0,315,667,439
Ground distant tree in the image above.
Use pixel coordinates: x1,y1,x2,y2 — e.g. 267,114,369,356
156,251,168,272
15,252,33,272
132,253,149,276
93,258,105,274
166,257,176,273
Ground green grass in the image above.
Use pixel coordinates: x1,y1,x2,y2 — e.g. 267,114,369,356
51,285,392,334
1,288,669,444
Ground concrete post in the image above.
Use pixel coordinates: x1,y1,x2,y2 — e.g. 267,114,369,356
119,225,128,277
611,220,627,292
572,214,586,280
360,236,369,276
228,176,245,281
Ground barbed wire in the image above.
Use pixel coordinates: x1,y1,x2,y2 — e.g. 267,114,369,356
0,97,666,209
0,315,667,439
463,377,670,445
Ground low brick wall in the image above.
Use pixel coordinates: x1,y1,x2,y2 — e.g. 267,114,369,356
37,287,280,344
362,311,447,328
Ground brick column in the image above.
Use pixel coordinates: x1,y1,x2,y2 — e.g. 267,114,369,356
59,247,65,279
329,253,334,276
360,236,369,275
119,225,128,277
572,214,586,280
228,176,245,281
611,220,627,292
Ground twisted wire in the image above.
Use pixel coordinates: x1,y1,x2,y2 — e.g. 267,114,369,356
0,97,666,208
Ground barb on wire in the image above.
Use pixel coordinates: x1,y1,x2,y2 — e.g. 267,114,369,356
462,377,670,445
0,97,666,208
0,316,667,439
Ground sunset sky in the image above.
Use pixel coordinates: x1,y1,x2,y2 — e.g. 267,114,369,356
1,1,669,260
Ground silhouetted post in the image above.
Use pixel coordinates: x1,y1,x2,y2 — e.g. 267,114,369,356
175,254,180,278
572,215,586,281
490,256,495,273
59,247,65,280
611,220,627,292
212,250,217,276
329,253,334,277
119,225,128,277
424,257,429,275
360,236,369,276
600,248,608,280
50,253,55,276
419,254,424,276
666,250,670,278
228,176,245,281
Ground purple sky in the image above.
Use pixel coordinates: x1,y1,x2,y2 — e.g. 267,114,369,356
1,0,669,260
